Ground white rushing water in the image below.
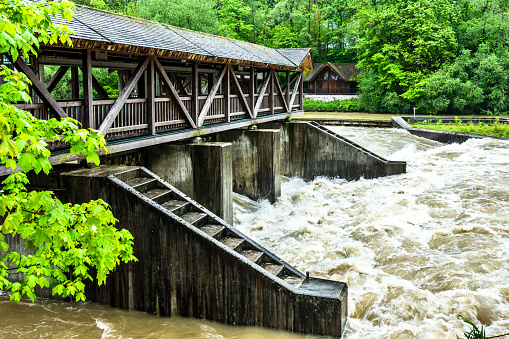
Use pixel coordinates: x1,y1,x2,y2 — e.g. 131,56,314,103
2,126,509,338
234,126,509,338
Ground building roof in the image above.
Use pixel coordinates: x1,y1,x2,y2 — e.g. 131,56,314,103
51,5,312,70
303,62,360,82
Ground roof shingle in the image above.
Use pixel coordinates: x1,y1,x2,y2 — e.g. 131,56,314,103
51,5,312,69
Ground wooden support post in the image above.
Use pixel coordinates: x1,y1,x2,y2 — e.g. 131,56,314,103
191,62,199,125
285,71,290,111
208,73,214,94
250,68,255,114
269,69,274,115
299,70,304,110
82,49,94,129
118,70,126,92
147,59,155,135
46,66,69,93
71,67,79,99
12,56,67,119
224,65,230,122
29,55,42,103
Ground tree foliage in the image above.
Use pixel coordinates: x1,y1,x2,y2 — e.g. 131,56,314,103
356,0,458,100
0,0,136,302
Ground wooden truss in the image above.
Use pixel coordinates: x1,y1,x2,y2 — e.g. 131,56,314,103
10,53,304,138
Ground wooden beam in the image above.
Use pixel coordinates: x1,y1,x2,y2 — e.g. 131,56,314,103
46,66,69,93
71,67,79,99
198,64,227,127
12,56,67,119
289,72,302,109
299,71,304,110
82,50,94,129
169,72,187,95
224,66,230,122
99,56,150,134
229,64,252,118
250,68,255,114
269,69,274,115
182,76,191,89
191,62,199,125
253,71,271,117
208,73,214,94
288,72,299,87
147,59,155,135
285,71,290,107
153,57,197,128
272,69,289,112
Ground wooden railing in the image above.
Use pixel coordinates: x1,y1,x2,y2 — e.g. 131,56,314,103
15,88,300,149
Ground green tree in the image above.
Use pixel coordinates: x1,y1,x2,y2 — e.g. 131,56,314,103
355,0,458,101
138,0,220,34
217,0,254,41
0,0,136,302
419,44,509,115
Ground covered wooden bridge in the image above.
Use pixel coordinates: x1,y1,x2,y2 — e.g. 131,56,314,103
11,5,312,163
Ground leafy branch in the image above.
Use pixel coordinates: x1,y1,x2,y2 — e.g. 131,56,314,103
0,0,136,302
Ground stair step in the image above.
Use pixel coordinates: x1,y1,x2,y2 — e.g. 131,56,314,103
181,212,208,226
261,263,284,277
124,176,153,187
283,276,305,287
220,237,245,251
161,200,189,216
241,250,264,264
200,224,225,239
144,188,171,200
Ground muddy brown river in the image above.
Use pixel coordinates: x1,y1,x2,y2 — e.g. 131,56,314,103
2,126,509,338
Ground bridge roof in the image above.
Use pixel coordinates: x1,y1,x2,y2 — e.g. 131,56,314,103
52,6,312,70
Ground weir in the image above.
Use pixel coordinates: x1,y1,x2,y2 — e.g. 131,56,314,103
7,121,407,337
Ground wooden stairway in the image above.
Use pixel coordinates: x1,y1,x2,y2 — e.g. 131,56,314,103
110,167,306,287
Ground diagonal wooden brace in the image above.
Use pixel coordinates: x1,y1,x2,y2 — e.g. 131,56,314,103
99,56,150,134
46,66,69,93
229,64,252,118
272,69,289,112
253,71,271,117
12,56,68,119
198,64,227,127
288,72,302,109
153,57,196,129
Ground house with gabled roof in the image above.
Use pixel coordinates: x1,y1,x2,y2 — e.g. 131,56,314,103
303,62,360,94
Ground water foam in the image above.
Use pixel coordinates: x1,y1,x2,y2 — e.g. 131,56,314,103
234,127,509,338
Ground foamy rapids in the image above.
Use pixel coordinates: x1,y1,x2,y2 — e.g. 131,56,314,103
234,126,509,338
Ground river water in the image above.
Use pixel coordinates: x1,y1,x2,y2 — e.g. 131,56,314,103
2,126,509,338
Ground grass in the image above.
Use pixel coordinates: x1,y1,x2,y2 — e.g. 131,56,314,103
412,118,509,139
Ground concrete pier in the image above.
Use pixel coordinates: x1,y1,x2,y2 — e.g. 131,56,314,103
190,142,233,225
214,129,281,203
145,141,233,225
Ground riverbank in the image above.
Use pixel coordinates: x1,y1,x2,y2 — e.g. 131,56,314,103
294,112,509,131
